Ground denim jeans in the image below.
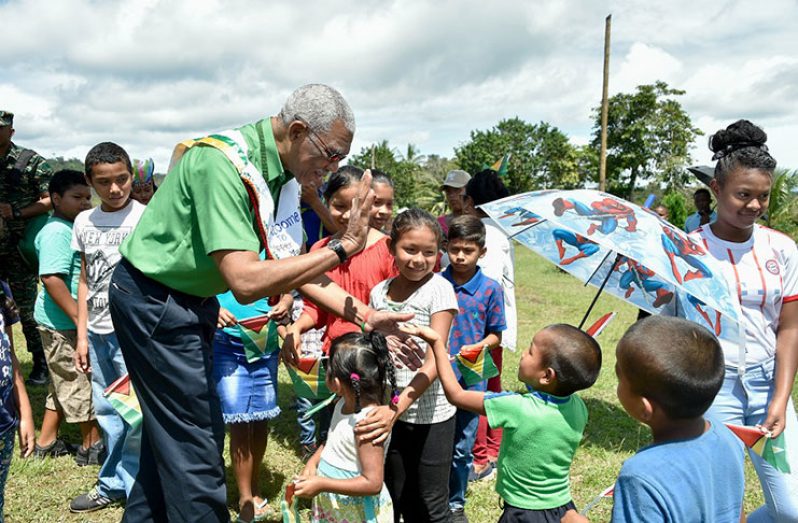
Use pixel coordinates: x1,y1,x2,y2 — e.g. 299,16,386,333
88,331,141,499
295,396,317,446
448,408,480,510
707,357,798,522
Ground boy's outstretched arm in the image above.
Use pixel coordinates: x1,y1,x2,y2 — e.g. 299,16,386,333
74,255,90,373
402,325,486,416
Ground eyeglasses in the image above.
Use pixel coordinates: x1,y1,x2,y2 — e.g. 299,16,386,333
294,114,347,163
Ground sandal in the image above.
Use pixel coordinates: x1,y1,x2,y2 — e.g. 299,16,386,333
237,498,275,523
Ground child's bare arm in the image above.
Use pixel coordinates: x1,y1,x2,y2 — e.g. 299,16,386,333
40,274,78,324
74,255,90,373
280,313,316,366
7,327,34,457
401,324,487,416
294,438,385,498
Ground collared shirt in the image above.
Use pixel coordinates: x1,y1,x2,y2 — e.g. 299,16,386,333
442,265,506,357
121,118,292,297
684,211,716,233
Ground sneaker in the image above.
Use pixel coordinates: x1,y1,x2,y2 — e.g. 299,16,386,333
26,352,49,386
69,487,116,513
301,442,318,462
450,508,469,523
33,438,72,459
467,461,495,483
75,440,107,467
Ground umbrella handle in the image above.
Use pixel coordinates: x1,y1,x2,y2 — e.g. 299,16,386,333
579,252,623,329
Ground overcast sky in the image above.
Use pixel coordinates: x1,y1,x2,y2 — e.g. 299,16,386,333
2,0,797,174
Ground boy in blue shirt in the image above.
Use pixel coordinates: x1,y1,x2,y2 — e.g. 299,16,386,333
611,316,744,522
441,215,506,523
567,316,745,523
32,170,100,461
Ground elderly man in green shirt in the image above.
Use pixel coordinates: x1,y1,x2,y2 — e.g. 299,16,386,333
109,85,412,523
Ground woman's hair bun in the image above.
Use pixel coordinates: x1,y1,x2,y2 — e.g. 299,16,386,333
709,119,767,154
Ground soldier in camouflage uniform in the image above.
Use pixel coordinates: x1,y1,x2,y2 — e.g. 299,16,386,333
0,111,54,385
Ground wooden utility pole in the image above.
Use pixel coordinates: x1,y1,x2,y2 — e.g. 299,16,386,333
599,14,612,192
371,145,376,169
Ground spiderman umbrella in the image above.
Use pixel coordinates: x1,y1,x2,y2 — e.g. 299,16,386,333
480,189,742,344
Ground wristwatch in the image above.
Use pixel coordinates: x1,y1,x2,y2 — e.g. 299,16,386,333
11,207,21,220
327,238,348,264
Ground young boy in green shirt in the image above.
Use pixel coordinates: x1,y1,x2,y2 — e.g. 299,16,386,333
32,170,101,461
409,322,601,522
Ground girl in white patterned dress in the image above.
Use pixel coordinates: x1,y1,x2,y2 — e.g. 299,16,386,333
294,331,398,523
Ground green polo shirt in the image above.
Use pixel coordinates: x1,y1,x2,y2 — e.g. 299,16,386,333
120,118,291,297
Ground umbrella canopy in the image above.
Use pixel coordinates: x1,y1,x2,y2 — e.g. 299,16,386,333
688,165,715,186
481,190,741,343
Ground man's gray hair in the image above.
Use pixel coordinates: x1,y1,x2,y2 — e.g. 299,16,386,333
279,84,355,134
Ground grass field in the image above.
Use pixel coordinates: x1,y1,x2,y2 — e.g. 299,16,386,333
5,247,789,522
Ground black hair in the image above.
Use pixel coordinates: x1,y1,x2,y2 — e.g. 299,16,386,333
84,142,132,179
389,208,443,249
617,316,723,420
709,120,777,186
541,324,602,396
327,331,398,413
464,169,510,207
371,168,394,188
693,188,710,198
447,214,486,248
49,169,89,200
323,165,364,202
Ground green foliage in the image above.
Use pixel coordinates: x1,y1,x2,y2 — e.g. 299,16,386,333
455,117,585,194
46,156,84,172
662,191,688,229
590,81,702,198
766,168,798,238
349,141,447,210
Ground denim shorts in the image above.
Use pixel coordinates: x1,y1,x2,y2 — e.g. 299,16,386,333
211,330,280,424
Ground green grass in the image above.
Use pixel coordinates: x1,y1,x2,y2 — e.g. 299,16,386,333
5,248,790,522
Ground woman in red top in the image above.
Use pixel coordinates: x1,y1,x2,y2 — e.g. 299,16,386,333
282,166,398,357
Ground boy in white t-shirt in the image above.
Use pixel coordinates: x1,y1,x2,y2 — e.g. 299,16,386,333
69,143,147,513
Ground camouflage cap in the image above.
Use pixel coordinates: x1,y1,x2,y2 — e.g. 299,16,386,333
0,111,12,127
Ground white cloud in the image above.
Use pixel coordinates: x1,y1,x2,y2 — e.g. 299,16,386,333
1,0,796,172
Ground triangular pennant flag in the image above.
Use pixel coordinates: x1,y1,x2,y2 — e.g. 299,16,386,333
455,345,499,386
286,356,331,399
490,153,511,176
281,483,301,523
103,374,143,429
726,423,790,473
586,312,616,338
238,315,280,363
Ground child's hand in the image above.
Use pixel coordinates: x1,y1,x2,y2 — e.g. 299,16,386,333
269,294,294,325
217,307,237,329
293,476,323,498
74,338,91,374
281,325,301,367
17,414,34,458
398,324,440,345
560,509,589,523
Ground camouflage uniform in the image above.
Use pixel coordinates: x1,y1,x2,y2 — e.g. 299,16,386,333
0,141,53,354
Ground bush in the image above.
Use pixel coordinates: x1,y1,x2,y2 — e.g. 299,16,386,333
662,191,687,229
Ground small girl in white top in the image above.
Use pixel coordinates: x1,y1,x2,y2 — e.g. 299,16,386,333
294,331,398,523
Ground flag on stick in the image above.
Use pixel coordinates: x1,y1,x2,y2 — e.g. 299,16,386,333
580,484,614,515
237,315,280,363
586,312,616,338
726,423,790,473
455,344,499,386
281,483,301,523
287,356,331,399
103,374,143,429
